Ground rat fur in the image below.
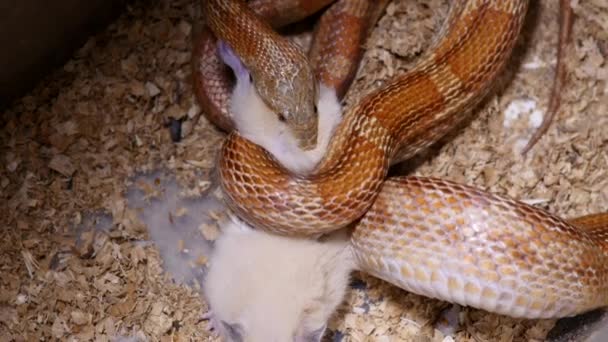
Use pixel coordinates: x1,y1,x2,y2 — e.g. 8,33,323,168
203,217,355,342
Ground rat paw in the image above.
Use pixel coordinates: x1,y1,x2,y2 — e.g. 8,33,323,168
435,304,461,337
200,310,220,334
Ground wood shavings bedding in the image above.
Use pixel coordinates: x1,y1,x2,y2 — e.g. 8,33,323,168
0,0,606,341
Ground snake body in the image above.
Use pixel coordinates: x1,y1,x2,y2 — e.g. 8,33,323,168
194,0,608,319
352,176,608,318
215,0,529,236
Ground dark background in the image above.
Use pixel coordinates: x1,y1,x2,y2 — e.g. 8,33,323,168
0,0,128,110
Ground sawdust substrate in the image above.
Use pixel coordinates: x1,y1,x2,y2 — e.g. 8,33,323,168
1,0,607,341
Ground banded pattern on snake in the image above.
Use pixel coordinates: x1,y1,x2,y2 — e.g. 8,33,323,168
194,0,608,320
215,0,530,235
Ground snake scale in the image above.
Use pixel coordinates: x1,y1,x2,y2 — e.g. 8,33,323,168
193,0,608,319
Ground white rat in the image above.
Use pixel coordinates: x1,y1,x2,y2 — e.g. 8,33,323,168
200,42,352,342
203,216,354,342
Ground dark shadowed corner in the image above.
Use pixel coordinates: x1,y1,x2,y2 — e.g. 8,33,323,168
0,0,128,110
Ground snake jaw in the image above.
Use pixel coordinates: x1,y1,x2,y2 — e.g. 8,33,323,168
290,118,318,151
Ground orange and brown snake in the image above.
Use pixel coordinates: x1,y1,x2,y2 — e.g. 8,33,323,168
193,0,608,319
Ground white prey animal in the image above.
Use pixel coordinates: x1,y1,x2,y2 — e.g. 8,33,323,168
203,217,354,342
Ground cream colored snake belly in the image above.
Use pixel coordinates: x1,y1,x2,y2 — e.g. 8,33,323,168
194,0,608,319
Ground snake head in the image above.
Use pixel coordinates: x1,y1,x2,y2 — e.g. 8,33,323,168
205,0,320,151
264,60,320,152
218,39,320,152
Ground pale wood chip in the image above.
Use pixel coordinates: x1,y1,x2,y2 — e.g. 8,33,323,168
48,154,76,176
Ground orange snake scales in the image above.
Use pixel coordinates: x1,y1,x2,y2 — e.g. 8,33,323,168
193,0,608,319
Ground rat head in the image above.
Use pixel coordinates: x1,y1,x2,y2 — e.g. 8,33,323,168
203,217,354,342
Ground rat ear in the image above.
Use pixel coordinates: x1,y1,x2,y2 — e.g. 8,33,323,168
296,324,327,342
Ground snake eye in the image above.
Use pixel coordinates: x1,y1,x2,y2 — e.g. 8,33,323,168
277,113,286,122
249,74,253,83
314,105,318,113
